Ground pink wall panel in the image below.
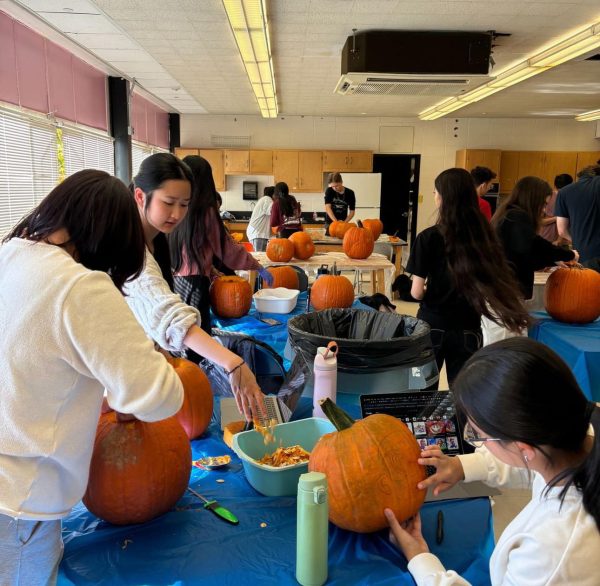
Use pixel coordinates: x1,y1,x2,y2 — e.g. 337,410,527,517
46,41,76,122
0,12,19,106
132,94,148,143
14,22,48,113
73,57,107,131
146,103,157,146
156,110,170,149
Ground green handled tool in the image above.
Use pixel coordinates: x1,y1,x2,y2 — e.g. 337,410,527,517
187,487,239,525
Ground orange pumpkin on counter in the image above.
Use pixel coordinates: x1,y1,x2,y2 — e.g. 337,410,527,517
309,399,426,533
310,273,354,311
362,218,384,240
209,275,252,318
266,238,294,263
343,221,374,259
328,220,344,238
544,265,600,324
289,231,315,260
264,266,300,290
335,222,357,239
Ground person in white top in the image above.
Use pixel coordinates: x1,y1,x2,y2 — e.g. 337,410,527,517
385,337,600,586
0,170,185,585
123,153,265,421
246,185,274,251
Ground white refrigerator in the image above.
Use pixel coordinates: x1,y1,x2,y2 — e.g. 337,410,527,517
342,172,382,221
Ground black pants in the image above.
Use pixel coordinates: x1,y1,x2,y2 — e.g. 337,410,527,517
427,327,482,389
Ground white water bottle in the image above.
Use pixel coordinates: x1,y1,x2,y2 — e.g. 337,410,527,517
312,342,338,418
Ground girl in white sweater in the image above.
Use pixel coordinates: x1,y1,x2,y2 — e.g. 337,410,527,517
124,153,265,421
0,170,184,585
386,337,600,585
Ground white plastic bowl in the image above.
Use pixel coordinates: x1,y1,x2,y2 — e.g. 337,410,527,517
253,288,300,314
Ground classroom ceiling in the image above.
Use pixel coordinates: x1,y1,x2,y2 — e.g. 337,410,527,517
9,0,600,119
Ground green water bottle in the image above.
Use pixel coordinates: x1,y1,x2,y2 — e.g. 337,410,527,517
296,471,328,586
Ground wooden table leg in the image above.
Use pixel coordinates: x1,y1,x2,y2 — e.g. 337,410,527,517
372,269,386,295
394,249,403,277
248,270,257,291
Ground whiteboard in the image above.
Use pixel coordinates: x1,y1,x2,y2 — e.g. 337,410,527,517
341,173,382,208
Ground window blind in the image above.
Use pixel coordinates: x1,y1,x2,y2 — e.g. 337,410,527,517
131,141,168,179
62,127,114,176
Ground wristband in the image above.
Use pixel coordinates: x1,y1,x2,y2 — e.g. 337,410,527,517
226,360,245,376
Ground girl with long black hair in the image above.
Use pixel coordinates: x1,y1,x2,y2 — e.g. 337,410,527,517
386,337,600,585
406,167,529,386
270,181,302,237
124,153,265,421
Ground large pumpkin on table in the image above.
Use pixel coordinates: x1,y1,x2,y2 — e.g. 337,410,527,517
343,222,374,259
362,218,384,240
209,275,252,318
544,265,600,324
310,274,354,310
265,266,300,290
167,356,213,440
328,220,344,238
309,399,426,533
83,412,191,525
335,222,357,239
289,231,315,260
266,238,294,263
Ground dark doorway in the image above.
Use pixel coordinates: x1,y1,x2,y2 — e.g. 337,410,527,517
373,154,420,246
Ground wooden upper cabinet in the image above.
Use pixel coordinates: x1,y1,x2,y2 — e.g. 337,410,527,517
273,150,299,190
224,149,249,174
199,149,225,191
518,151,545,180
249,150,273,175
322,150,373,172
174,148,199,159
298,151,323,192
499,151,520,193
455,149,501,174
541,152,577,186
576,151,600,175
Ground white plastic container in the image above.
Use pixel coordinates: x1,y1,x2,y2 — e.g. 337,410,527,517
253,288,300,314
313,343,338,418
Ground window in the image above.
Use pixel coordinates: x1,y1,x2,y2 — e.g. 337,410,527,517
132,141,168,178
62,127,114,177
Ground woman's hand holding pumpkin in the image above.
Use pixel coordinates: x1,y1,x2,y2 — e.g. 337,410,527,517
385,510,429,562
229,362,266,421
416,445,465,496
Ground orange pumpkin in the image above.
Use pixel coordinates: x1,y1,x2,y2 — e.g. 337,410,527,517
336,222,357,239
310,274,354,310
343,222,374,259
362,218,384,240
544,265,600,323
209,275,252,318
83,412,191,525
309,399,426,533
167,356,213,440
265,266,300,289
328,221,344,238
289,231,315,260
266,238,294,263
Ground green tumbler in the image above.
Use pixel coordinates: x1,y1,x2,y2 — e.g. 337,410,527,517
296,471,328,586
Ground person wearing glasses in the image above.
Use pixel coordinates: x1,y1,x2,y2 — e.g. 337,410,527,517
385,338,600,586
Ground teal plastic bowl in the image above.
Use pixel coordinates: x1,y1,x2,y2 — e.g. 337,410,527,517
232,418,335,497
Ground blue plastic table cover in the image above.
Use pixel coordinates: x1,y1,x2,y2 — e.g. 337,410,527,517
58,399,494,586
529,312,600,401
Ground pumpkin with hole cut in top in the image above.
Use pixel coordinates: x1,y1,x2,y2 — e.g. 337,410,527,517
266,238,294,263
264,266,300,290
288,231,315,260
310,274,354,310
167,356,213,440
343,222,374,260
309,399,426,533
544,265,600,324
209,275,252,318
362,219,384,240
83,412,191,525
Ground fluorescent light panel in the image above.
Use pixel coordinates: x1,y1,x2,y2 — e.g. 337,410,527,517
419,21,600,121
575,108,600,122
222,0,278,118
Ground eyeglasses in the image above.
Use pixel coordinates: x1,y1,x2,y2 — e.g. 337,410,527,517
463,421,503,448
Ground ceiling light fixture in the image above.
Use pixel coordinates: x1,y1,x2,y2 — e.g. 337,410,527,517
419,21,600,121
575,108,600,122
222,0,278,118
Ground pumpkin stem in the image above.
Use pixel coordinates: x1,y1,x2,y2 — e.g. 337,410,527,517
332,261,338,276
320,398,355,431
357,220,364,228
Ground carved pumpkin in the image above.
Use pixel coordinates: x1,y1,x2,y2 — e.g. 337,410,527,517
309,399,426,533
336,222,357,239
265,266,300,289
167,356,213,440
544,265,600,324
266,238,294,263
83,412,192,525
209,275,252,318
289,231,315,260
343,222,374,259
362,218,384,240
310,274,354,310
328,220,344,238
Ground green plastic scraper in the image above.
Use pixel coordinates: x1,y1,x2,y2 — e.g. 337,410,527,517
187,487,239,525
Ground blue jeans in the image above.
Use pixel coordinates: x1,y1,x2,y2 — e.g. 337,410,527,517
0,514,62,586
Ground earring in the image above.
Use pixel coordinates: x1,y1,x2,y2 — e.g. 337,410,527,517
523,454,529,464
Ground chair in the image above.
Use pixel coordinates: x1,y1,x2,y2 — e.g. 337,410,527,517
353,242,394,295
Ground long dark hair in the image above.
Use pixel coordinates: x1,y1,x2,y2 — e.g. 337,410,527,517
169,155,227,273
454,337,600,530
132,153,193,289
274,182,297,217
434,168,530,332
5,170,145,292
492,176,551,232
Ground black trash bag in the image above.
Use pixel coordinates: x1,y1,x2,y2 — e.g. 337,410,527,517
275,355,311,414
288,309,434,374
